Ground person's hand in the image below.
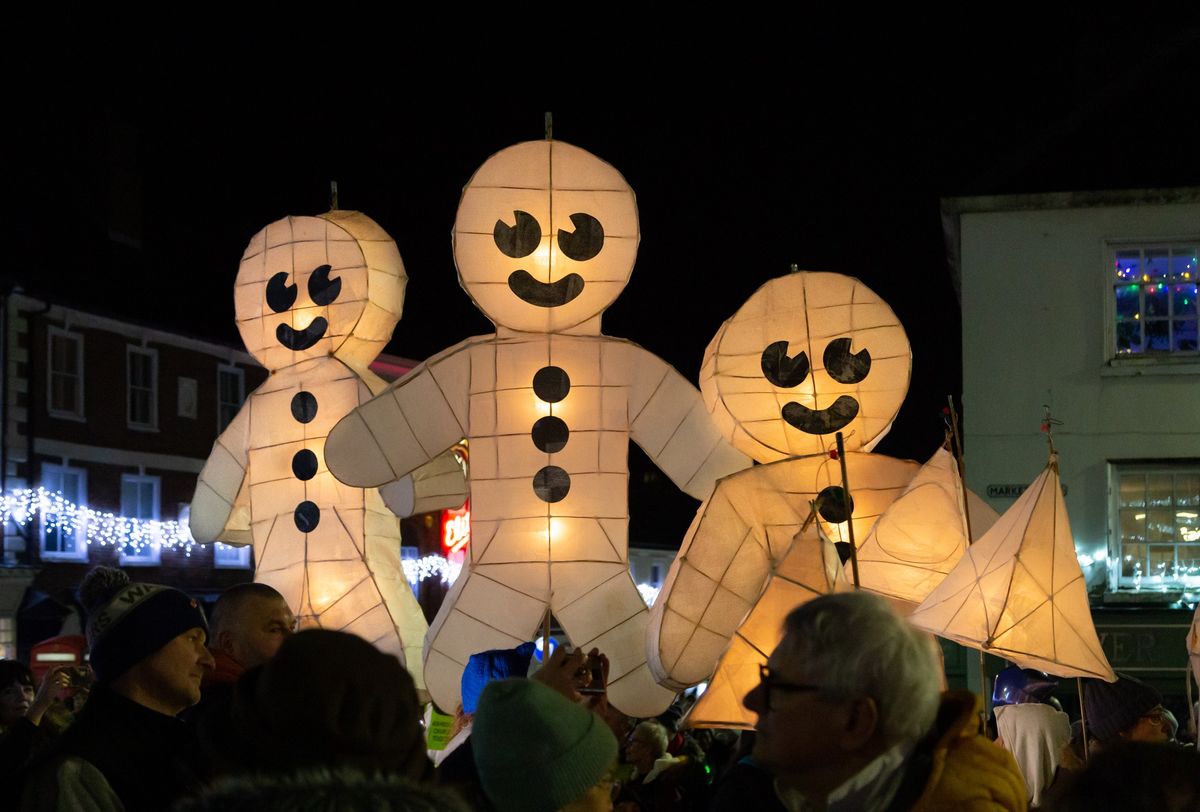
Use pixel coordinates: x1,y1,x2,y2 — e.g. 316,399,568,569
531,646,587,702
580,648,610,714
28,665,72,725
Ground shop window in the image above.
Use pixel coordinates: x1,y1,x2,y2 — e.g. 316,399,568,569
217,365,245,431
213,543,252,569
0,617,13,660
127,346,158,430
119,474,161,566
1110,245,1199,358
1111,462,1200,589
47,327,84,420
39,463,87,562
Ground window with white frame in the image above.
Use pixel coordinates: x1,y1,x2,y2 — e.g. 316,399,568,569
1111,462,1200,589
0,617,14,660
127,347,158,430
119,474,161,565
1110,244,1199,358
39,463,87,562
47,327,84,420
217,365,245,431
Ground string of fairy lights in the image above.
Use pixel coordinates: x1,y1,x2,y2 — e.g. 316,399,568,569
6,487,663,596
21,486,1186,601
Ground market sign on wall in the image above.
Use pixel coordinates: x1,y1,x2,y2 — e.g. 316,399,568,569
987,483,1068,498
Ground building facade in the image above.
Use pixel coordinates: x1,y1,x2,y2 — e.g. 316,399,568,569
943,188,1200,704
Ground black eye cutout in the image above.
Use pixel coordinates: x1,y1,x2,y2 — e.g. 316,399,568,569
823,338,872,384
266,272,298,313
557,213,604,262
761,341,810,388
494,210,542,258
307,264,341,306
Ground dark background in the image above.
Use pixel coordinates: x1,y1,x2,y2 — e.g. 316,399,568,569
5,25,1199,545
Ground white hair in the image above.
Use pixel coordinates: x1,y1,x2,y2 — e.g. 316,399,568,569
783,592,941,746
632,720,669,758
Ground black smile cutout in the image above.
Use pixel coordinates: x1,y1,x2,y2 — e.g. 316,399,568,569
507,270,586,308
277,318,328,351
782,397,861,434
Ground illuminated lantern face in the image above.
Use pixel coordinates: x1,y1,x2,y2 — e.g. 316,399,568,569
701,272,911,462
453,140,639,333
235,211,406,371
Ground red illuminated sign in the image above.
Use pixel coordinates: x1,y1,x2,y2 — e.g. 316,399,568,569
441,504,470,556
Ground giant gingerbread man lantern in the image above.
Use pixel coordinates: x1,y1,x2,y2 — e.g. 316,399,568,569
189,211,466,692
325,140,751,716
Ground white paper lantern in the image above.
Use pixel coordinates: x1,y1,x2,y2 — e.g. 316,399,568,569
647,451,919,691
855,447,974,605
702,271,911,461
190,211,467,691
325,141,751,717
909,454,1115,681
648,271,916,692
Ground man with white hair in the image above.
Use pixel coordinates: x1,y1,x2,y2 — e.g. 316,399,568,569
744,592,1026,811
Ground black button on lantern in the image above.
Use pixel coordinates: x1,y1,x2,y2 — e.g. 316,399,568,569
291,391,318,423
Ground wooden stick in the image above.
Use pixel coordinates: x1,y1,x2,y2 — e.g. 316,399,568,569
980,650,990,715
543,609,552,662
835,432,860,590
946,396,975,544
1078,677,1090,763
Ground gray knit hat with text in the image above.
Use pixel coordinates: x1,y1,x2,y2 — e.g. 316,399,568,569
472,678,617,812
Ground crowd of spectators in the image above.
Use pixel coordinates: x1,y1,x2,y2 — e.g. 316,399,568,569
1,571,1197,811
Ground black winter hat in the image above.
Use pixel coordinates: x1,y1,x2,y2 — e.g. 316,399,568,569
81,567,208,683
1083,673,1162,743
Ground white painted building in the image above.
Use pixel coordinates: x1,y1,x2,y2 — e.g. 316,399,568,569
944,188,1200,600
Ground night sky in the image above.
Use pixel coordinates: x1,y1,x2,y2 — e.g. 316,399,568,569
6,27,1200,544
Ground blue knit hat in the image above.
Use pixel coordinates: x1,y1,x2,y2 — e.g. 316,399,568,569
460,642,536,714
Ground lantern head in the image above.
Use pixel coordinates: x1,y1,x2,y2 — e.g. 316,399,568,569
453,140,639,333
235,211,406,372
701,271,911,462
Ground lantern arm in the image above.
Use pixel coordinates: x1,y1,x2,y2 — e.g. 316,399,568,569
647,467,773,689
188,403,252,544
379,450,468,517
326,343,471,489
624,345,752,500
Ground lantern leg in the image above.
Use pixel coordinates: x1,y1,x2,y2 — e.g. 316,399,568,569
422,565,550,714
555,572,676,718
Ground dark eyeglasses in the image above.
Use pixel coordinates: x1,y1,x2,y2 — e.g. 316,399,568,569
757,664,824,712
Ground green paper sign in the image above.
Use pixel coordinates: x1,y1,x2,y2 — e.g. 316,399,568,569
426,710,454,751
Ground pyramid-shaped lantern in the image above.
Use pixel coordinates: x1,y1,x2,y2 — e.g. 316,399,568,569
909,453,1115,681
685,524,850,730
857,447,972,606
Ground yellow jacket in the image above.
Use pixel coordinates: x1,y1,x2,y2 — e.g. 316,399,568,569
905,691,1027,811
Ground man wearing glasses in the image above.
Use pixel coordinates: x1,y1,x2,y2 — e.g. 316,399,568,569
743,592,1026,811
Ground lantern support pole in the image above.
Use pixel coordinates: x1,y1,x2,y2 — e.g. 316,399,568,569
835,431,860,590
1187,665,1196,745
1077,677,1090,763
945,396,974,544
544,112,553,141
330,180,339,211
543,609,552,662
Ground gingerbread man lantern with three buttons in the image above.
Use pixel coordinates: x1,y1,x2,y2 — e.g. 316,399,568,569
325,140,751,716
189,211,466,693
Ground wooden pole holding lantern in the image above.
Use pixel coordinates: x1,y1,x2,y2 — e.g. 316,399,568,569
835,431,861,590
945,396,987,708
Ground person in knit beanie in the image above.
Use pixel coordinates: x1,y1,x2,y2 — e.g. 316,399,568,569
17,566,214,812
472,676,618,812
1082,672,1169,745
227,629,432,780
